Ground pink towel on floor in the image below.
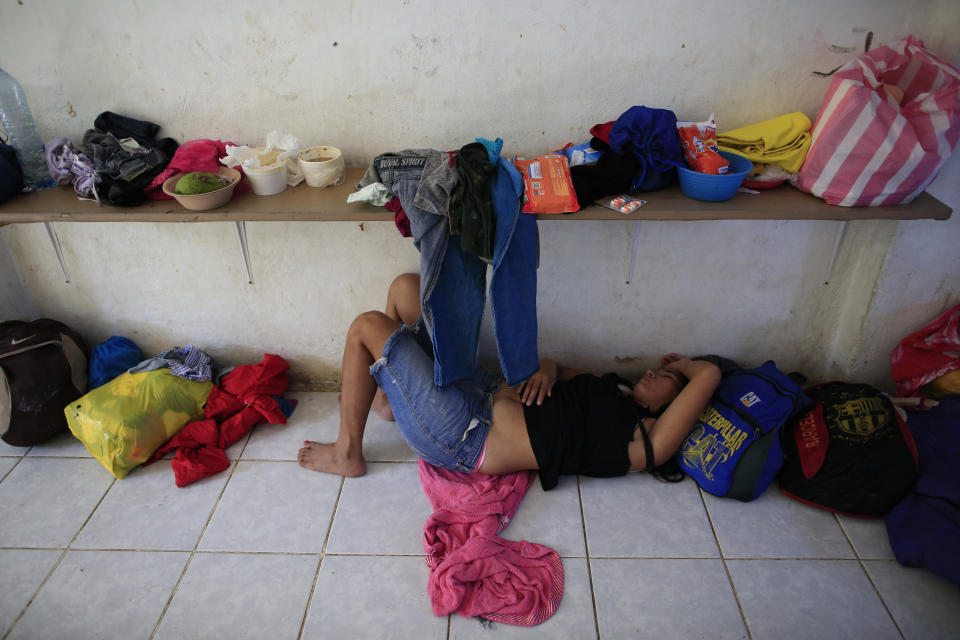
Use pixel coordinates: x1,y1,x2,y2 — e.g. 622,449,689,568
418,459,564,626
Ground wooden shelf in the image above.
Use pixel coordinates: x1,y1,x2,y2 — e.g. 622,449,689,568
0,167,951,223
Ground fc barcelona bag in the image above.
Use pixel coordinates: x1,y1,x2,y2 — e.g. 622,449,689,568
0,319,89,446
677,361,811,501
779,382,919,518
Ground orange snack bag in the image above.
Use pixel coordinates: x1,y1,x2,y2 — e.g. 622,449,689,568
677,113,730,174
513,154,580,214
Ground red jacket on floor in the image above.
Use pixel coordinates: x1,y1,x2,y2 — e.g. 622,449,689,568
148,354,290,486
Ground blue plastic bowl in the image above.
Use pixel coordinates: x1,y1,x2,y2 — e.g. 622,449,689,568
676,150,753,202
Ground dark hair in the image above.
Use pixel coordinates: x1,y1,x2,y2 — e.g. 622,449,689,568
600,372,685,482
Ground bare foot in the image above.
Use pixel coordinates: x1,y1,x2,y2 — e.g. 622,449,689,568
371,387,395,421
297,441,366,477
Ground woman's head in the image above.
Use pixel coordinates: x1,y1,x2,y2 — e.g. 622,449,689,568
631,367,687,412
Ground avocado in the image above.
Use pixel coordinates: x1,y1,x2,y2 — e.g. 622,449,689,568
175,172,229,195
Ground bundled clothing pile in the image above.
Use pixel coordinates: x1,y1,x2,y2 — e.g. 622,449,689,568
64,340,295,484
881,304,960,586
44,111,180,206
568,106,686,207
146,353,294,486
419,460,563,625
64,343,217,480
79,111,179,206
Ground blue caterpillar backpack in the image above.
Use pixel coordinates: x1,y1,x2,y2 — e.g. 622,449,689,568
677,361,812,501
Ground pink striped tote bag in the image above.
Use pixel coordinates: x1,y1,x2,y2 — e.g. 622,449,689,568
796,36,960,207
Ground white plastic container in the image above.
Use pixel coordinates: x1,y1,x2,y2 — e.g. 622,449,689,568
244,147,288,195
298,146,345,188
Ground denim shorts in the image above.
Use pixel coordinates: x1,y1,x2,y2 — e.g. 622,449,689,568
370,319,498,472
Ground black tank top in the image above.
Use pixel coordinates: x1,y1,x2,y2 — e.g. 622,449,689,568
522,374,649,490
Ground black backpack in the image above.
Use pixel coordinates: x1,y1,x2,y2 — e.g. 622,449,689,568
0,319,89,446
779,382,919,518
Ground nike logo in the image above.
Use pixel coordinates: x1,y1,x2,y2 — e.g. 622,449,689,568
10,336,33,345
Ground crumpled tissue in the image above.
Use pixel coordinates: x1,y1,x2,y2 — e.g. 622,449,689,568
220,131,304,186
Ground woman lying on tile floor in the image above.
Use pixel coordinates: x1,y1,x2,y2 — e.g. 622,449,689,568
298,274,721,490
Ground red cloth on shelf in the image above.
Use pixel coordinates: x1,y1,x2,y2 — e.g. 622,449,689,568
384,196,412,238
589,121,615,144
419,460,563,626
891,304,960,397
145,138,250,200
147,354,290,486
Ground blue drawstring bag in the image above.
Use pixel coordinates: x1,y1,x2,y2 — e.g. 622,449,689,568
608,106,686,192
88,336,143,390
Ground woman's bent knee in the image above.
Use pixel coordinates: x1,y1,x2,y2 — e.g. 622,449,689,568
387,273,422,324
390,273,419,292
351,311,394,337
349,311,400,356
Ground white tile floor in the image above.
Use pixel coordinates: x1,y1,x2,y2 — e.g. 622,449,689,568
1,391,958,640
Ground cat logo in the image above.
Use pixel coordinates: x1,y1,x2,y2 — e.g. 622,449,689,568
740,392,761,408
679,426,732,480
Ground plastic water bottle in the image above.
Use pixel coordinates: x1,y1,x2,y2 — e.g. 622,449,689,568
0,67,55,191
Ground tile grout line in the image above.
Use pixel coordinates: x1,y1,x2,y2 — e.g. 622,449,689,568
0,455,24,483
576,475,602,640
13,454,92,458
1,453,57,640
297,471,347,640
65,474,117,551
697,486,754,640
833,514,907,640
148,453,246,640
584,554,863,561
2,548,69,640
3,463,115,640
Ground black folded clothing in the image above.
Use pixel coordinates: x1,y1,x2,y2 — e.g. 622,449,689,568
569,151,639,208
87,111,179,206
94,111,161,147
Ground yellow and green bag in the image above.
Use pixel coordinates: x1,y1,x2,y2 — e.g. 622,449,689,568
65,369,212,478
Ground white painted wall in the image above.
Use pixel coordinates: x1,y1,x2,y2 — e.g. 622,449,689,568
0,231,35,320
1,0,958,391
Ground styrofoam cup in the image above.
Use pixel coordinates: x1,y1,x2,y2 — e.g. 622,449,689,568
298,146,345,188
245,147,288,195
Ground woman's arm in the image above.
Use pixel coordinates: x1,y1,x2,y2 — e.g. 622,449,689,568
630,357,722,470
514,357,593,406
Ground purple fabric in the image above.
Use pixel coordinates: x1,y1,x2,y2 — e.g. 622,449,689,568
45,137,99,201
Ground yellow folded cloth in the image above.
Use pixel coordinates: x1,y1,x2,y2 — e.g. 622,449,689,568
717,112,812,173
